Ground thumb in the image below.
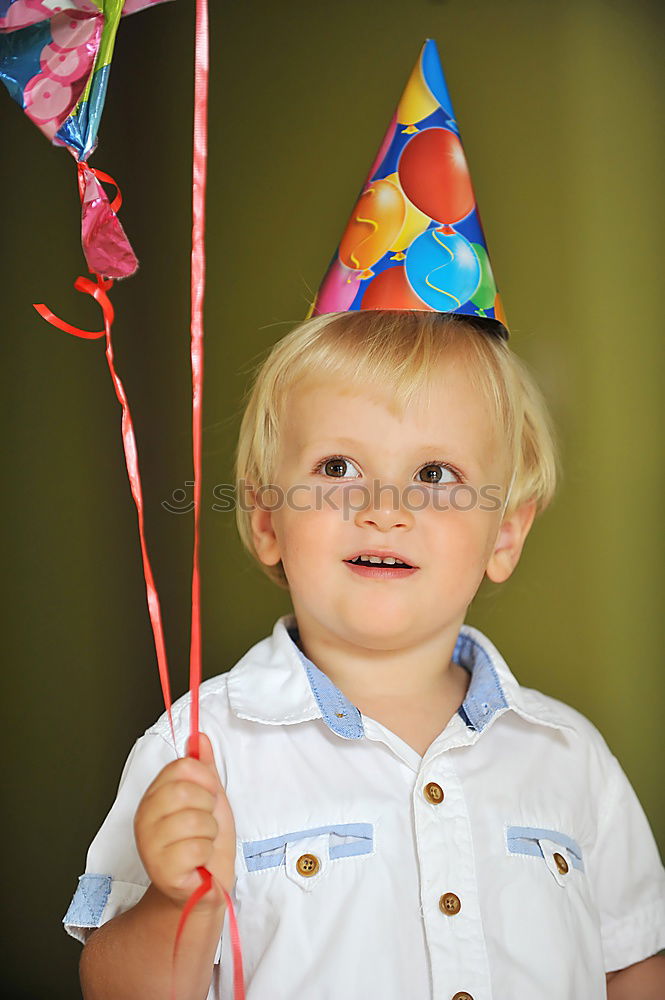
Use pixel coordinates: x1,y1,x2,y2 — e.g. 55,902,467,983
187,732,220,777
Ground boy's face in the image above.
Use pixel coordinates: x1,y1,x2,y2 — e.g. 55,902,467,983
250,356,535,652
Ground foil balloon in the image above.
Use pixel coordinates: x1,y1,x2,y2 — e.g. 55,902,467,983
0,0,172,278
5,1,248,994
311,38,508,338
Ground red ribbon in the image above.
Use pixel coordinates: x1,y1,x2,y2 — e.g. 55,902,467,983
34,269,177,753
35,2,246,994
177,0,246,996
76,161,123,213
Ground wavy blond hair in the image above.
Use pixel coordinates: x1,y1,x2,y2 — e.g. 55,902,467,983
234,311,558,588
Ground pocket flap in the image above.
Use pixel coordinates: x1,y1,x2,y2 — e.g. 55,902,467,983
506,825,584,874
243,822,374,873
536,837,574,887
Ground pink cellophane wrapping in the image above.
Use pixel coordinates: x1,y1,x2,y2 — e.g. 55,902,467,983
79,164,138,279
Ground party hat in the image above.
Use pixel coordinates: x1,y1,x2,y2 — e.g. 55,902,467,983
310,39,508,338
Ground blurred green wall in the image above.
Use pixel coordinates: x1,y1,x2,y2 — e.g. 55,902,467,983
1,0,663,995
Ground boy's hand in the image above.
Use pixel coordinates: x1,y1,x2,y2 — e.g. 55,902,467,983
134,733,236,911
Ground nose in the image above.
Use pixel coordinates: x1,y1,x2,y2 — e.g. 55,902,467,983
353,482,415,532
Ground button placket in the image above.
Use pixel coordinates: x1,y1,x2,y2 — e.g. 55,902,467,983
413,757,493,999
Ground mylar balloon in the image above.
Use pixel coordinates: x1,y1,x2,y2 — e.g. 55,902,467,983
0,0,172,277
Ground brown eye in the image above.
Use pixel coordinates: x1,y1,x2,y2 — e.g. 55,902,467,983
417,463,457,485
316,457,361,479
324,459,348,477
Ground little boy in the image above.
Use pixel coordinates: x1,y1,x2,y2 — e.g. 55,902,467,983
64,38,665,1000
65,309,665,999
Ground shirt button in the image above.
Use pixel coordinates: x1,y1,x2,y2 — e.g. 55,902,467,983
553,852,569,875
439,891,461,915
451,993,474,1000
295,853,320,877
424,781,444,804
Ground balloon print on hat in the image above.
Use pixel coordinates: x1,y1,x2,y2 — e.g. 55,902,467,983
314,258,362,315
397,50,439,133
311,39,508,337
420,38,455,119
338,178,406,276
382,172,431,260
360,265,431,311
405,226,481,312
470,243,498,314
364,111,399,185
398,127,475,225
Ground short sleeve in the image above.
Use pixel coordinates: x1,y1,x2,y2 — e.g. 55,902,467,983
62,731,176,945
586,751,665,972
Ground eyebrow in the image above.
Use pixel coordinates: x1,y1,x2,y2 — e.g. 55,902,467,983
301,438,460,456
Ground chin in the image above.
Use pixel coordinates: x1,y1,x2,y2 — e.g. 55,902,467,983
340,606,419,649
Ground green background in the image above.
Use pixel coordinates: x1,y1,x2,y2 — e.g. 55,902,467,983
1,0,663,994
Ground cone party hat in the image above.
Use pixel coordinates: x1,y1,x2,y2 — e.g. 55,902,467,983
310,39,509,339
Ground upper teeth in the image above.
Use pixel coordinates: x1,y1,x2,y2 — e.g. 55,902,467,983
355,555,407,566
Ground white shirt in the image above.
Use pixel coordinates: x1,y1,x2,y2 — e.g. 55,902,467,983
64,615,665,1000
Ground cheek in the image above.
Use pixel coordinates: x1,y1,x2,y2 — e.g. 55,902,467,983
276,503,342,572
424,505,500,567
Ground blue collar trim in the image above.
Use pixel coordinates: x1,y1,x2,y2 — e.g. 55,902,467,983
452,630,510,732
286,624,509,739
287,626,364,739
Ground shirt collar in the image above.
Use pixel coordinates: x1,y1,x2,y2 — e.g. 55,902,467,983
227,614,576,739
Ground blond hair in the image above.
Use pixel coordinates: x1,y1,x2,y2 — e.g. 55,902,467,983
234,311,558,588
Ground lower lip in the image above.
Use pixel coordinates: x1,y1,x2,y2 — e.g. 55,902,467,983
344,561,419,579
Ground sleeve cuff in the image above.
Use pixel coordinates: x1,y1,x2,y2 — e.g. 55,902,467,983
63,872,224,965
602,896,665,972
62,873,148,944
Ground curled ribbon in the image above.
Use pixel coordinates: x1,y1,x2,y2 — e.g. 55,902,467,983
33,263,177,755
34,2,246,995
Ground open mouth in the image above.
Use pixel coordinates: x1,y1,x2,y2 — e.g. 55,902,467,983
345,555,414,569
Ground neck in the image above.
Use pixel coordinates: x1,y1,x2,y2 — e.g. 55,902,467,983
290,614,467,705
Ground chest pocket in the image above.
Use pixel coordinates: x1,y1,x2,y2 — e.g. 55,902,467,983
242,823,374,892
506,824,584,888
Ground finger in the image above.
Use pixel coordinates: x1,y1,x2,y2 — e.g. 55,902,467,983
139,780,217,825
156,808,219,850
162,838,216,884
143,756,220,801
187,732,221,778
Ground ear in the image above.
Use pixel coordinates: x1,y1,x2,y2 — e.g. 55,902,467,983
249,497,282,567
485,500,537,584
